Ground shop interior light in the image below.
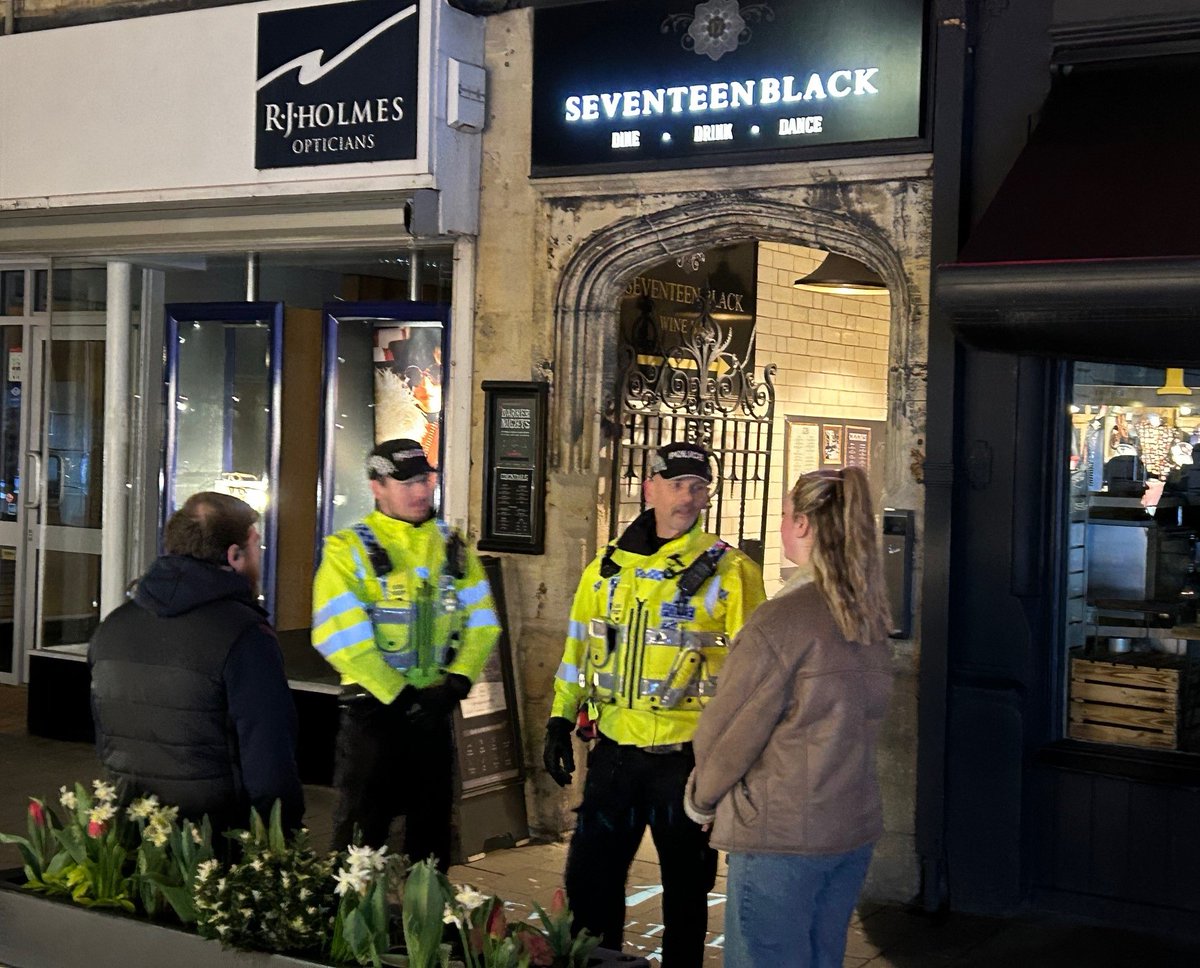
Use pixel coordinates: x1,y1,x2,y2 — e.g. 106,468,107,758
1156,367,1192,395
794,252,887,296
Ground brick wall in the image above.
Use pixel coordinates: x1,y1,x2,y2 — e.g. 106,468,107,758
752,241,891,594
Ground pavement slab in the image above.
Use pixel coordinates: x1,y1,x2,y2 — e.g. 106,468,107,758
5,684,1200,966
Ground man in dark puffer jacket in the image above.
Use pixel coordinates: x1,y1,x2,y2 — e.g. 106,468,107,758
89,491,304,835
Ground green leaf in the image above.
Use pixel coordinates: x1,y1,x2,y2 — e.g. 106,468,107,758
267,800,286,854
402,860,451,968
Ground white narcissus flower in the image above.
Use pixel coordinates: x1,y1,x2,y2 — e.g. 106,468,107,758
196,859,220,883
346,843,388,872
334,867,369,897
59,786,77,810
127,795,160,820
92,779,117,803
88,802,117,825
454,886,489,912
442,903,463,928
191,826,203,845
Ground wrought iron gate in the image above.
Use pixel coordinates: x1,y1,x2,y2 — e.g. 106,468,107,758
609,294,776,563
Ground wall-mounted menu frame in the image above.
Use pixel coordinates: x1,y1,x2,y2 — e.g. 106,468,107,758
479,381,548,554
784,414,887,500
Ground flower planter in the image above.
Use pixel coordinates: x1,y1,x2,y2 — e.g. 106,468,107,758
0,869,324,968
0,870,648,968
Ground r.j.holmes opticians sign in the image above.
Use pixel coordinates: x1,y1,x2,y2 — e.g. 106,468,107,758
256,0,420,169
532,0,927,174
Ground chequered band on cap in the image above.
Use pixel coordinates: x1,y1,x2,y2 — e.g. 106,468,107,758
366,438,434,481
652,442,713,482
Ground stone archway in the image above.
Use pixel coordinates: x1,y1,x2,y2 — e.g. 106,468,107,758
549,195,919,482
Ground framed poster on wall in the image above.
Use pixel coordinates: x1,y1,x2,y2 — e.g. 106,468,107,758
845,425,872,468
821,424,845,465
479,381,549,554
785,414,887,498
784,418,821,490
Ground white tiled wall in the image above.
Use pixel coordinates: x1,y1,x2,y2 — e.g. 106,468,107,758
753,242,891,593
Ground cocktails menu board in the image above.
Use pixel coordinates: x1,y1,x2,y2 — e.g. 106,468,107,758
480,382,548,554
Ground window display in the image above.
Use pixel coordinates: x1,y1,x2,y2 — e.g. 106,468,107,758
1065,362,1200,753
320,303,448,538
164,303,282,615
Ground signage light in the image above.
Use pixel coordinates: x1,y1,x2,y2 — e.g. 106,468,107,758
532,0,926,174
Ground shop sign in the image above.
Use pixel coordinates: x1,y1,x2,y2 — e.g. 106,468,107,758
255,0,420,169
532,0,926,174
619,241,757,373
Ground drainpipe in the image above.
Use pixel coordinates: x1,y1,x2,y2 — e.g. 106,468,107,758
100,261,131,618
915,0,973,914
2,0,13,35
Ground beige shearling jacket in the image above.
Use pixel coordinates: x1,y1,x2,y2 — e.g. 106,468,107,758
689,579,893,855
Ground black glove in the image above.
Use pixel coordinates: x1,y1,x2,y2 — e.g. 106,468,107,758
406,674,471,729
543,716,576,787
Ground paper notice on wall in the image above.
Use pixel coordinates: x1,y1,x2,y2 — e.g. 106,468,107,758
785,420,820,488
845,426,871,469
459,681,506,720
8,350,21,383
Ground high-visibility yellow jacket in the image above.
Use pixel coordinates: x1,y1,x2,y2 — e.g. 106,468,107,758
311,511,500,704
550,511,765,747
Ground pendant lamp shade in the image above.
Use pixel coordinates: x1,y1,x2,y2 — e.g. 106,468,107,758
1157,367,1193,395
794,253,886,296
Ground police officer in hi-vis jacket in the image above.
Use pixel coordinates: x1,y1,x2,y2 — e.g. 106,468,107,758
312,439,499,868
543,441,765,967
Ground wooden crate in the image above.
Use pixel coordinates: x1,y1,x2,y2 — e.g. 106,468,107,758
1069,653,1200,750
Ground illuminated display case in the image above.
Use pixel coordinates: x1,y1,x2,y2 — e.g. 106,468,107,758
318,301,449,539
163,302,283,616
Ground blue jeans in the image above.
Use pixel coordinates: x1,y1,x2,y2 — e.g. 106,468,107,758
723,844,874,968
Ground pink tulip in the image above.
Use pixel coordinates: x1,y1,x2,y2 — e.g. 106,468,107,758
519,931,554,966
487,903,506,940
550,887,567,917
87,819,106,838
27,799,45,827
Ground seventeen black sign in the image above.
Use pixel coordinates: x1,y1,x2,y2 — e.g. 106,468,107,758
256,0,420,169
532,0,926,174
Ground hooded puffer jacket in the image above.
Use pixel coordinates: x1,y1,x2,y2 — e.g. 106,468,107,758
89,555,303,832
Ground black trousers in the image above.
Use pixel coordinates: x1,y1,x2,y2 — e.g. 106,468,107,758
564,738,718,968
330,691,454,871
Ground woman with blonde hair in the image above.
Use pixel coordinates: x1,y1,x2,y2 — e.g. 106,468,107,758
685,467,894,968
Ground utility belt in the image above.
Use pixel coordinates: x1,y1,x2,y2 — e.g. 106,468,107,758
597,734,693,756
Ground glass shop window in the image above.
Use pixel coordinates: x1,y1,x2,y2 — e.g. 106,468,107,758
1064,362,1200,754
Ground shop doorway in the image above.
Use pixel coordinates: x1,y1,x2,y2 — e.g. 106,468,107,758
0,267,110,684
